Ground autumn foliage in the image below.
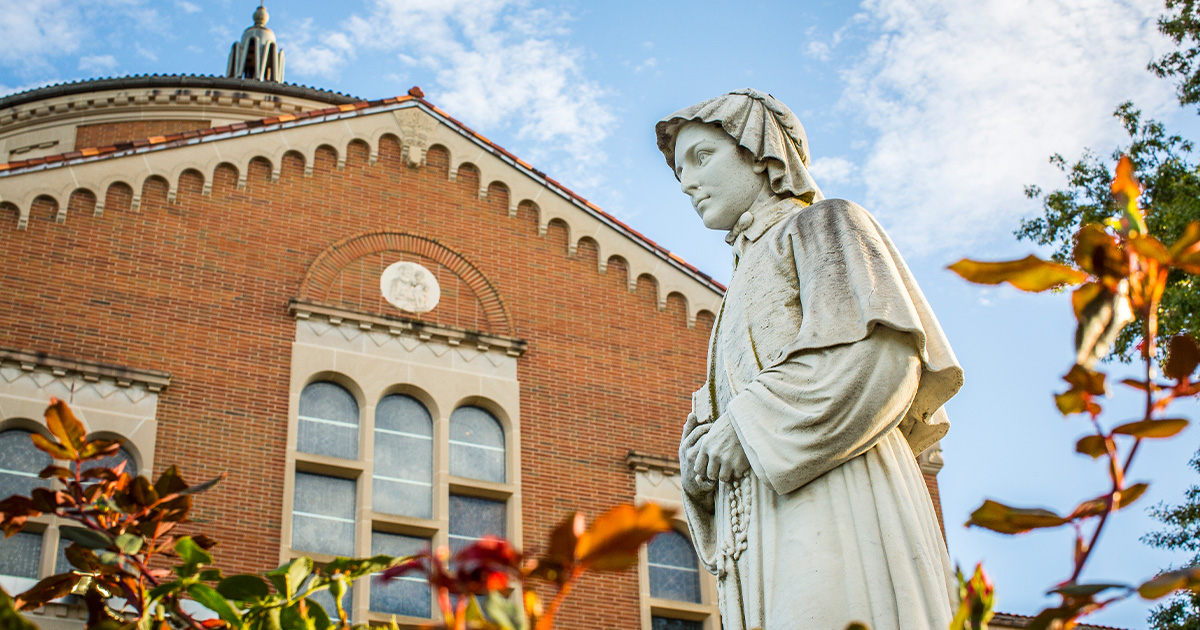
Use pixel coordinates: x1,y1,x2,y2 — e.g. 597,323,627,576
0,398,675,630
948,155,1200,629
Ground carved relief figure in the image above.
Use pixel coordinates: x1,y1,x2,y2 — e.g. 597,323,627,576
656,89,964,629
381,261,440,314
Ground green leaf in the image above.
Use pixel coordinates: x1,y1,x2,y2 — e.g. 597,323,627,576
303,598,333,630
267,557,313,599
966,500,1068,534
219,574,271,601
484,591,522,630
175,536,213,577
1075,435,1111,459
114,533,143,555
60,526,113,550
1165,334,1200,380
949,255,1088,292
322,554,394,580
280,601,316,630
187,583,243,625
1113,418,1190,439
1140,566,1200,599
0,586,38,630
148,579,184,602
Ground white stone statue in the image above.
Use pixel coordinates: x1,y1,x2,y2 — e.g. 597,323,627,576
656,89,964,630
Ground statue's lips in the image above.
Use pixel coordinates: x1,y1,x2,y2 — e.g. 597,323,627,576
691,196,710,212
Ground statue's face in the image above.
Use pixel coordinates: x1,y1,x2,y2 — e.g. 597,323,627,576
673,122,766,231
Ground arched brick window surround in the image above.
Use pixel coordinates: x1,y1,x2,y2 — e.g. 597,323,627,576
298,231,514,336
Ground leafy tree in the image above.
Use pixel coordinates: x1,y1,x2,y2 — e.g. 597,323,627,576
1017,103,1200,361
1151,0,1200,108
1144,452,1200,630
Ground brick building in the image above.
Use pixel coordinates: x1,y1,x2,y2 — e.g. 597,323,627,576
0,8,949,629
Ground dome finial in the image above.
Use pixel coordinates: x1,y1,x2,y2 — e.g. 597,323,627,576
253,3,268,27
226,1,284,82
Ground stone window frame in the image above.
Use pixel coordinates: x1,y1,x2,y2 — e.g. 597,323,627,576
282,307,524,626
0,348,165,616
628,452,720,630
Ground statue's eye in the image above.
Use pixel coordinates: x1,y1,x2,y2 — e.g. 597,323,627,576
697,151,711,165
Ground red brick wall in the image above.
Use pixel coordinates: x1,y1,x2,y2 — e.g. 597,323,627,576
0,130,947,627
0,134,709,628
74,119,211,149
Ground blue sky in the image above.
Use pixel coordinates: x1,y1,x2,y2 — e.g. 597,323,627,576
3,0,1199,626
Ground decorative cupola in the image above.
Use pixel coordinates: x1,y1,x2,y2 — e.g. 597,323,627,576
226,3,285,82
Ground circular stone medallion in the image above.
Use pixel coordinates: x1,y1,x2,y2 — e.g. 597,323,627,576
380,261,440,314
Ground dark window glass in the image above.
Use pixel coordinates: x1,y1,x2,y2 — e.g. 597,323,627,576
77,445,138,479
291,472,356,556
373,395,433,518
448,495,505,554
647,530,702,603
298,382,359,459
0,530,41,579
370,532,430,617
652,617,703,630
0,430,51,499
448,407,504,482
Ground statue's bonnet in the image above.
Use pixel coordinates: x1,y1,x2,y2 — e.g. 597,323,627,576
655,88,824,205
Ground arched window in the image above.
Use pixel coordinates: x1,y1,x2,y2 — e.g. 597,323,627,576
0,429,50,500
373,395,433,518
298,381,359,459
647,530,702,603
448,406,504,482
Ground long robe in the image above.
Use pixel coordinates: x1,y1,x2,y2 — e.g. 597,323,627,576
680,197,964,630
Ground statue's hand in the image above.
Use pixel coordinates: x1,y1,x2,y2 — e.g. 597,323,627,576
695,415,750,482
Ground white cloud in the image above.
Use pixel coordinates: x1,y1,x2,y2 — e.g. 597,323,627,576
78,54,118,74
809,156,858,185
841,0,1177,257
175,0,200,13
634,57,658,73
0,0,84,71
287,0,614,190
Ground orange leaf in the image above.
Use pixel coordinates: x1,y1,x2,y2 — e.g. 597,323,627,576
1169,221,1200,259
1063,365,1106,395
1075,435,1112,459
29,433,74,460
1111,155,1148,236
1068,483,1149,519
949,256,1087,292
1140,566,1200,599
575,503,675,571
44,399,86,456
966,500,1068,534
1112,418,1189,439
1129,234,1172,266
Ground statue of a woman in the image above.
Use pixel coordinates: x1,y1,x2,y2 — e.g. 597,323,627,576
657,89,963,629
